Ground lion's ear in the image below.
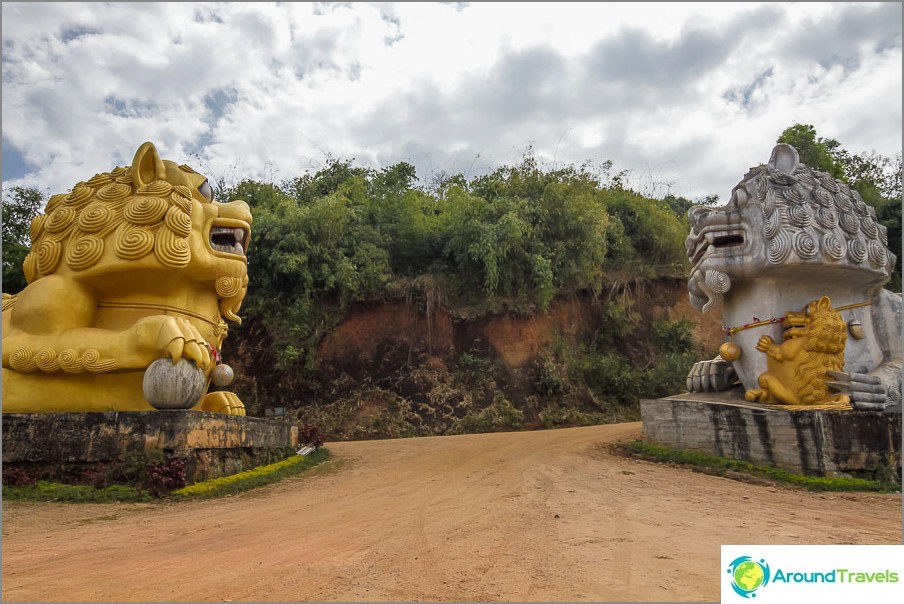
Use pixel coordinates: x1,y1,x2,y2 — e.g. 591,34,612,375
768,144,800,174
131,142,167,189
818,296,831,309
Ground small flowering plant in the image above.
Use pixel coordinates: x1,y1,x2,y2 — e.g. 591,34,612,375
172,447,330,498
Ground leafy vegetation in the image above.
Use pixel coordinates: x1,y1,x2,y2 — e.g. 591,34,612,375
1,449,331,502
1,481,153,503
544,301,702,409
219,150,697,418
616,440,901,493
222,150,688,401
2,127,899,438
2,186,45,293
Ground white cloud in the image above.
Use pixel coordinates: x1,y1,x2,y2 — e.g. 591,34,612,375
1,1,900,205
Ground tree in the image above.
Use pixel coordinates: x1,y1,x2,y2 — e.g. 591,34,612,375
777,124,902,291
601,188,688,274
777,124,845,179
877,200,902,292
2,186,44,294
662,194,718,221
777,124,902,203
365,163,443,276
442,153,613,308
834,150,902,208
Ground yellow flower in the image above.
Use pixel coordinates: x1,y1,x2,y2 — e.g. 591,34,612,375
172,455,307,497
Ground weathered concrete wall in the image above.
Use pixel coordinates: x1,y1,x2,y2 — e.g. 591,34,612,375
2,412,300,484
641,389,901,478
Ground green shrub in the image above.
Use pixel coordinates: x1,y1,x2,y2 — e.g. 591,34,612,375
452,394,524,434
534,359,566,397
454,352,494,389
538,405,608,429
650,319,696,355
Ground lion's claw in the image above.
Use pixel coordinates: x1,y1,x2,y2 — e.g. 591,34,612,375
755,335,773,353
182,340,205,368
686,355,738,392
826,370,901,413
199,391,246,416
153,317,210,370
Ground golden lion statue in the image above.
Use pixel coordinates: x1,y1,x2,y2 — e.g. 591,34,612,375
744,296,851,407
2,142,251,415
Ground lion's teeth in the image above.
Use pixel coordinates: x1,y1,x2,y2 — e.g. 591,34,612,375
209,226,247,255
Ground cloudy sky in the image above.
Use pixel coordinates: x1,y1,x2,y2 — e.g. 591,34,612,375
1,2,901,205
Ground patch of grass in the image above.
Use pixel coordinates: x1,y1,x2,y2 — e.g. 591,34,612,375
2,482,152,503
2,449,333,503
171,447,331,499
615,440,901,493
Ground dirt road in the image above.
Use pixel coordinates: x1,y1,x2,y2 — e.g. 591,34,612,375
2,422,901,602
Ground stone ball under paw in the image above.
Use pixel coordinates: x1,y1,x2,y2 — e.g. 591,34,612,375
142,358,206,410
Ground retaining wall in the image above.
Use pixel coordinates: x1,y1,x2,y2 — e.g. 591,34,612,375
2,411,299,484
641,390,901,478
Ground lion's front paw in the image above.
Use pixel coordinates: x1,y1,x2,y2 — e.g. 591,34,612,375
755,335,773,353
745,388,768,402
131,315,212,370
686,356,738,392
826,370,896,412
199,391,246,416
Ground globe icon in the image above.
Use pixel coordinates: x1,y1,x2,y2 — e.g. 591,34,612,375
727,556,770,598
733,561,764,591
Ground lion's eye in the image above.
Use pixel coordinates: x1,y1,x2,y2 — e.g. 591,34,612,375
199,180,213,202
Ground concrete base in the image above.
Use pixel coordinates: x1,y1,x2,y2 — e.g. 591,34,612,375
1,411,300,485
641,388,902,478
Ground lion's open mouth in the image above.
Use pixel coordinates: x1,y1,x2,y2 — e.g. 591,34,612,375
210,226,250,256
688,228,746,266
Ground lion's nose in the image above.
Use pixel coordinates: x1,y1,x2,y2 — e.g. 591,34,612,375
688,205,711,224
218,200,253,225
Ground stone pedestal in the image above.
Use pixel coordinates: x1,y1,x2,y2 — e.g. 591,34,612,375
1,412,300,484
640,389,901,478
